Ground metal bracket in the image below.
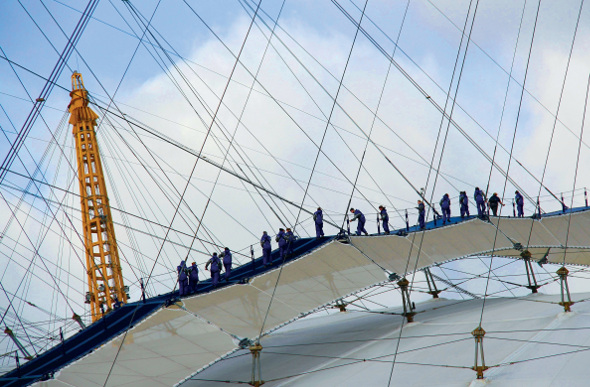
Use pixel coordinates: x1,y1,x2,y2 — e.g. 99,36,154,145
249,343,264,387
557,266,574,312
472,326,488,379
397,278,416,323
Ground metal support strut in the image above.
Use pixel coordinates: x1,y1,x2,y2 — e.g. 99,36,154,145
249,343,264,387
423,268,441,298
405,209,409,231
520,250,540,293
397,278,416,322
4,327,33,360
472,326,488,379
557,266,574,312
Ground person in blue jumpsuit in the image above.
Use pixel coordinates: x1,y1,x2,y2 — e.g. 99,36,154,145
189,262,199,293
313,207,324,238
349,208,368,236
260,231,271,266
378,206,390,234
417,200,425,229
177,260,189,296
205,252,221,288
276,228,287,260
440,194,451,225
459,191,469,218
515,190,524,217
220,247,232,281
474,187,487,218
285,228,296,257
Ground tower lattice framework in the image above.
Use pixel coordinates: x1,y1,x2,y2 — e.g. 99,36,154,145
68,72,127,322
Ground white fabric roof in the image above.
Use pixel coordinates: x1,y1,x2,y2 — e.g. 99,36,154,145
185,293,590,386
34,307,236,387
33,210,590,386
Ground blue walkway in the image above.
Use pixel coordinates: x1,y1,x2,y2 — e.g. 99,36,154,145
2,206,588,386
0,236,331,386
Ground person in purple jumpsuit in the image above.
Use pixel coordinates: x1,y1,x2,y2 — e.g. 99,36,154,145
313,207,324,238
515,190,524,217
177,260,189,296
205,253,221,288
285,228,296,257
378,205,390,234
474,187,486,218
276,228,287,260
349,208,368,236
189,262,199,293
260,231,271,266
417,200,425,229
221,247,232,281
459,191,469,218
440,194,451,225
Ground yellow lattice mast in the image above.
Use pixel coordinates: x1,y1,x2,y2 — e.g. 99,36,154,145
68,72,128,322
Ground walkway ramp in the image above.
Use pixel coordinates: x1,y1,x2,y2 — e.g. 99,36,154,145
5,209,590,386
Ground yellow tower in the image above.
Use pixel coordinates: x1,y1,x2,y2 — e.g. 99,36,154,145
69,72,128,322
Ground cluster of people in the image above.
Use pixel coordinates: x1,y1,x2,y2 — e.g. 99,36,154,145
176,260,200,296
348,189,526,235
468,188,524,218
177,247,233,295
260,226,298,266
414,188,525,229
177,189,527,296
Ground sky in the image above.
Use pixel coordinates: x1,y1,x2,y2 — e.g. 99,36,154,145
1,0,590,372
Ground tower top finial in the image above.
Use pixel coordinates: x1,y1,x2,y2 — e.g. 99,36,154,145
71,72,85,91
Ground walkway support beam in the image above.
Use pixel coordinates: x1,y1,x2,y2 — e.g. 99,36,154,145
557,266,574,312
398,278,416,323
520,250,540,293
472,326,488,379
249,343,264,387
424,268,441,298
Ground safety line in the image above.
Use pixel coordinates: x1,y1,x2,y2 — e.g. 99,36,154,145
238,0,408,225
532,0,585,225
256,0,371,342
479,0,543,327
0,0,99,185
484,0,528,197
144,0,264,291
331,0,551,208
562,74,590,265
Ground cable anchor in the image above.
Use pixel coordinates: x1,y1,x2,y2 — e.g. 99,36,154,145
423,267,441,298
334,299,347,312
397,278,416,322
249,343,264,387
520,250,540,293
471,326,488,379
72,313,86,330
557,266,574,312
